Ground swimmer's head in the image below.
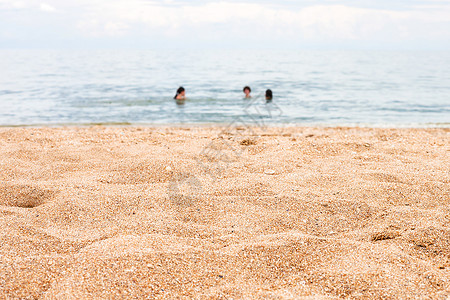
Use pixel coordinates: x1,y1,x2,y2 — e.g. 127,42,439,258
174,86,185,99
265,89,273,100
177,86,185,95
243,86,251,98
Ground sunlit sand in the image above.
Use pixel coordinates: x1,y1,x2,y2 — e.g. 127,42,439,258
0,126,449,298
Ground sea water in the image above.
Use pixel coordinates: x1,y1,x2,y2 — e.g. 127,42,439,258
0,49,449,127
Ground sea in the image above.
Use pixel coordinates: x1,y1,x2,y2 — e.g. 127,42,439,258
0,49,449,127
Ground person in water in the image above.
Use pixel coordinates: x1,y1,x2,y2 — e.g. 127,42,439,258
243,86,251,98
174,86,186,100
265,89,273,102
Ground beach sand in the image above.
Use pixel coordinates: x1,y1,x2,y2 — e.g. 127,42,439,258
0,126,449,299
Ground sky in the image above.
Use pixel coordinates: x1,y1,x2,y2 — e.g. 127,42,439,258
1,0,450,49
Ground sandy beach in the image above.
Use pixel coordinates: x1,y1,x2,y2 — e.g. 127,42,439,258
0,126,449,299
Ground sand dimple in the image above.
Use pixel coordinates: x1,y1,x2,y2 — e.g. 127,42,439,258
403,227,450,264
0,183,55,208
371,230,401,241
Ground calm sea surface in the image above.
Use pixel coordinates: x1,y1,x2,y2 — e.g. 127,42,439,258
0,49,449,127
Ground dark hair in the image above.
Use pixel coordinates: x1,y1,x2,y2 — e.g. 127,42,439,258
265,89,273,100
243,86,251,93
174,86,185,99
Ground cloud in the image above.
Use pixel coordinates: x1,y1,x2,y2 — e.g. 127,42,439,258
39,3,56,12
72,1,450,42
0,0,28,9
2,0,450,48
0,0,56,12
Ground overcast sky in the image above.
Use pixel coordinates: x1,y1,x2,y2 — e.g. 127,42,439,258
1,0,450,49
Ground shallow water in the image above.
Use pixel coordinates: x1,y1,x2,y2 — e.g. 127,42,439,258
0,49,449,126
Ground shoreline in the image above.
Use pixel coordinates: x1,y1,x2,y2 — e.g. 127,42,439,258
1,122,449,129
1,126,449,298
